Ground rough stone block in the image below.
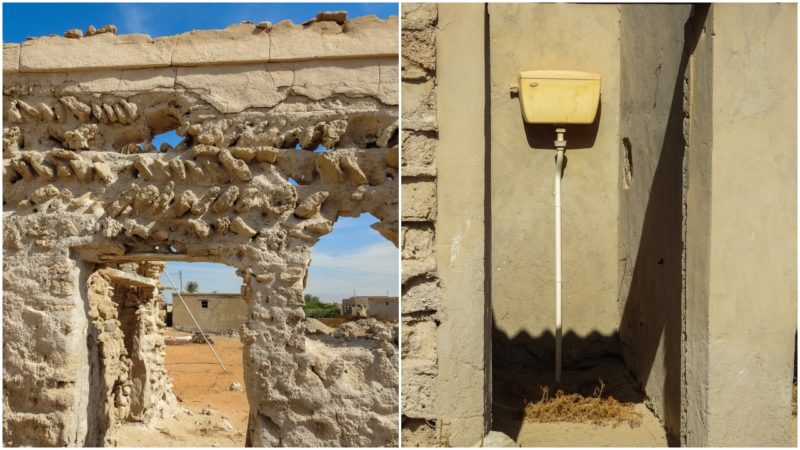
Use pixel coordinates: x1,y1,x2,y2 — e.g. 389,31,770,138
402,225,435,261
401,319,437,360
402,80,437,131
379,63,399,105
401,132,437,177
401,29,435,80
4,44,19,73
270,16,397,61
176,64,292,113
402,180,436,222
402,279,442,315
172,24,270,66
19,34,176,71
117,67,178,91
402,3,438,31
401,258,436,284
401,358,437,418
291,60,380,101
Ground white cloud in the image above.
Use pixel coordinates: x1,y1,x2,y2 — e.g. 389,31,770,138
117,4,153,36
309,242,398,275
305,241,399,301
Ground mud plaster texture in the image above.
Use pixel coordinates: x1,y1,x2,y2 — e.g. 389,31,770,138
401,3,796,447
3,15,399,447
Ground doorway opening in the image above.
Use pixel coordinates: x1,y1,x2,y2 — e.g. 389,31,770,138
86,260,247,447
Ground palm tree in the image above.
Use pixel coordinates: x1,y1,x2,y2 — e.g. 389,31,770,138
185,281,199,293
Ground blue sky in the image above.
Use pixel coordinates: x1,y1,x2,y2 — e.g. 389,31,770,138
5,3,400,304
161,215,398,304
3,3,397,43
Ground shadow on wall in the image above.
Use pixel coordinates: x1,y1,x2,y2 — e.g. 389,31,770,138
522,101,601,151
490,5,709,446
491,324,641,441
618,6,707,445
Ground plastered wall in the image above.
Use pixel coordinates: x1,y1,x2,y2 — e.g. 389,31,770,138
685,4,797,446
618,4,694,442
171,293,248,333
402,3,797,447
489,3,621,367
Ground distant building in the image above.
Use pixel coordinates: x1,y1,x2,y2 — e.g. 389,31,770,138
341,296,398,321
171,293,247,333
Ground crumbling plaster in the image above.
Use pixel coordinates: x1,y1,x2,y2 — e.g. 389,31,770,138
3,15,399,447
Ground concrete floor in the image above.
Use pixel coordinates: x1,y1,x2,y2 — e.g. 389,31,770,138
492,356,668,447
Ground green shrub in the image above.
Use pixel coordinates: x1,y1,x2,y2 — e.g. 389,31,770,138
302,294,340,318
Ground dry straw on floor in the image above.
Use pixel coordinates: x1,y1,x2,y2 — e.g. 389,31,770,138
523,379,642,427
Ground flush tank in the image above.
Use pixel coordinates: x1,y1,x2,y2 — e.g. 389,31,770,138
518,70,601,124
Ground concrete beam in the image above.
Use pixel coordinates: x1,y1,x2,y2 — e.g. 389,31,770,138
7,16,398,74
96,268,158,289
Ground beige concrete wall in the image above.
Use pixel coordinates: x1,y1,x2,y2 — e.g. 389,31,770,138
489,4,621,365
684,4,797,446
367,297,398,321
399,4,796,447
435,3,490,445
617,5,694,442
172,294,248,333
343,297,398,321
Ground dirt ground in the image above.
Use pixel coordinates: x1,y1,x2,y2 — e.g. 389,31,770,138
493,356,668,447
113,329,248,447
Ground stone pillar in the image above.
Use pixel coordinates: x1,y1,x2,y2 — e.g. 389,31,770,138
684,4,797,446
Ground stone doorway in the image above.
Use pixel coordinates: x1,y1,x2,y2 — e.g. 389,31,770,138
83,262,176,446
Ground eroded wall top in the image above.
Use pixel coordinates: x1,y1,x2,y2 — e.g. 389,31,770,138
4,15,398,73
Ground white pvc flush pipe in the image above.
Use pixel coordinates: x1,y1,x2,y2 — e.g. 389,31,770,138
554,127,566,383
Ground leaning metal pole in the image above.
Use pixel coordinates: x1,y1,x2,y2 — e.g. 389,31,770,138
163,271,228,373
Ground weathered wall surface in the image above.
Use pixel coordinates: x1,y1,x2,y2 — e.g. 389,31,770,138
3,16,399,447
171,293,249,333
617,4,694,442
400,3,796,447
685,4,797,446
400,2,442,445
434,3,490,446
83,263,177,446
489,3,621,367
342,296,398,320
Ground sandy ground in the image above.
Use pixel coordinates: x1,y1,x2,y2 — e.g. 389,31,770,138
113,329,248,447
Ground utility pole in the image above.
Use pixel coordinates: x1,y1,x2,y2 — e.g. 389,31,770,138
179,271,183,293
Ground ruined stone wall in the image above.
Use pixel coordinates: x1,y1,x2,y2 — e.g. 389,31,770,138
401,5,491,446
400,3,442,444
3,15,398,447
83,263,176,446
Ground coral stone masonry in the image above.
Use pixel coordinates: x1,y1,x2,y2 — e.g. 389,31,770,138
3,15,398,447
